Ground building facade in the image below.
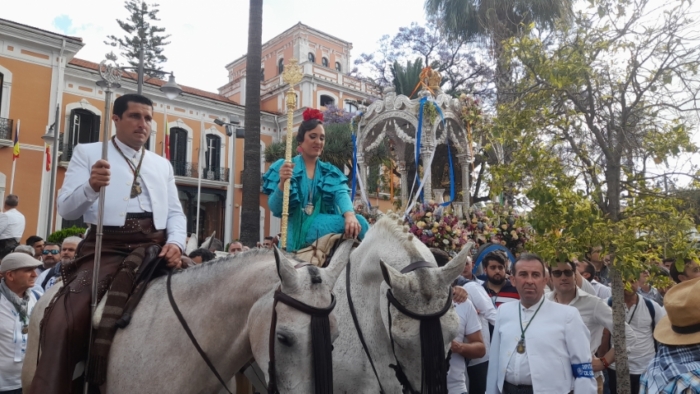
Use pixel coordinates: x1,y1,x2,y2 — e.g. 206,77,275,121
0,18,380,247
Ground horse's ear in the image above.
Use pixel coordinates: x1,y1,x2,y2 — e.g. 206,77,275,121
439,244,471,286
274,246,298,289
380,260,403,288
324,240,353,285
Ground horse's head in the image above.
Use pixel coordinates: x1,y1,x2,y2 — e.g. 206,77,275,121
355,214,467,394
249,240,354,394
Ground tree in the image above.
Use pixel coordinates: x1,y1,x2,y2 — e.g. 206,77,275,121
105,0,170,77
391,58,424,97
240,0,263,247
494,0,700,391
352,18,493,98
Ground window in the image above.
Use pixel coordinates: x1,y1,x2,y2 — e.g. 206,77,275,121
261,68,265,82
322,57,329,67
308,53,315,63
169,127,188,176
320,95,335,107
278,58,284,75
204,134,222,181
335,62,342,72
64,109,100,161
344,101,358,113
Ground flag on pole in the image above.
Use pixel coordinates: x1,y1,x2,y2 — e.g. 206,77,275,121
12,120,20,161
45,143,51,171
164,121,171,160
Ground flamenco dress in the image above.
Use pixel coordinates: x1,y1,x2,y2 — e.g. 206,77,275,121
263,155,369,252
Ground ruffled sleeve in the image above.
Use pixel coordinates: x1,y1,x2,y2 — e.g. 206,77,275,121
263,158,303,217
316,160,353,214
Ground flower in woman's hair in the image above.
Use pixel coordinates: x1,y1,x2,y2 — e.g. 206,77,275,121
302,108,324,122
296,146,303,154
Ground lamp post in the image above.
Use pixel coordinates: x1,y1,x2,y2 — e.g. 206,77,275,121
214,115,244,243
41,105,60,239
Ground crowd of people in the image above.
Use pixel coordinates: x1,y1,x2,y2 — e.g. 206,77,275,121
1,91,699,394
445,249,700,394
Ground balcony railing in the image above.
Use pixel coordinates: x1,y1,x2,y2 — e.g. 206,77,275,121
171,161,229,182
0,117,13,140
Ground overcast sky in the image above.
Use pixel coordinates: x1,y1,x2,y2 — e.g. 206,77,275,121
4,0,429,92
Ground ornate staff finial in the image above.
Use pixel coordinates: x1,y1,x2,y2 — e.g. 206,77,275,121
98,60,123,88
279,59,303,250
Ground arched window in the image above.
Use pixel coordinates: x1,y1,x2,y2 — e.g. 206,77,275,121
278,58,284,75
344,101,358,113
308,52,315,63
169,127,188,176
320,95,335,107
204,134,222,181
335,62,342,72
260,68,265,81
322,57,329,67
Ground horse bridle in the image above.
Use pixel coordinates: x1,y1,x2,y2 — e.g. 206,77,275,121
267,285,336,394
166,267,337,394
346,260,454,394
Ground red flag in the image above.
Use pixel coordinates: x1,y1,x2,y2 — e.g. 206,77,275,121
46,144,51,171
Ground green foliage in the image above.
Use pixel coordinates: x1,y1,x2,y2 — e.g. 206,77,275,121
105,0,171,77
48,226,86,244
391,58,423,97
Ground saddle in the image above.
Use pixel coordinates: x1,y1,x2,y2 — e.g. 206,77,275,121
294,233,355,267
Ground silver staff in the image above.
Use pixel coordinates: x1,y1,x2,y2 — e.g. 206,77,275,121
83,60,122,394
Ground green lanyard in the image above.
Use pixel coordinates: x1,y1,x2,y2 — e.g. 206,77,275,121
516,298,545,353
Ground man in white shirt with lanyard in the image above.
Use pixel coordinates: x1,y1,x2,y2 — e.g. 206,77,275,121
487,253,596,394
0,253,42,394
28,94,187,394
548,261,638,394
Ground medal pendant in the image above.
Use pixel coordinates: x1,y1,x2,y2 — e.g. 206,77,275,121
304,203,314,215
22,325,28,335
130,183,142,199
517,339,526,354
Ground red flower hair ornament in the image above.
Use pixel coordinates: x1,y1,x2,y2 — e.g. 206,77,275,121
303,108,324,122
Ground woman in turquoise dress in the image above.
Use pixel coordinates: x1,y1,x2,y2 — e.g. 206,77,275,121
262,108,369,252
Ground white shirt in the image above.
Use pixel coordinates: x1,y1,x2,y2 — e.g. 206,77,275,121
0,209,25,241
0,289,37,390
447,299,482,394
57,139,186,251
591,280,612,299
465,281,496,366
610,295,665,374
505,298,544,386
547,288,638,378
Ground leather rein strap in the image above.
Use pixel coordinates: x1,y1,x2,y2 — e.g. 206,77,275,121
166,269,234,394
268,286,337,394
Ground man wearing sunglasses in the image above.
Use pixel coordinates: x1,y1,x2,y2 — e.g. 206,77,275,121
547,261,639,394
40,244,60,269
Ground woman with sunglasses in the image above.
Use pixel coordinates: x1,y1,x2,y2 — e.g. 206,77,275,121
263,108,369,252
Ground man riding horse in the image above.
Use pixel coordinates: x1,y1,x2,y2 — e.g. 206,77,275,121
28,94,187,393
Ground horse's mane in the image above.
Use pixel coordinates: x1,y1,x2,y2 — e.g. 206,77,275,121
368,213,425,261
171,247,276,280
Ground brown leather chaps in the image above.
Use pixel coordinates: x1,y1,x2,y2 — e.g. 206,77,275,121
27,216,165,394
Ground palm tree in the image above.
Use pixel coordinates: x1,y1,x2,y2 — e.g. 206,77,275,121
425,0,573,103
390,58,424,97
240,0,263,247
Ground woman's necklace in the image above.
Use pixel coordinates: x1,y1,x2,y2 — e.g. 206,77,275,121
517,297,545,354
304,161,318,216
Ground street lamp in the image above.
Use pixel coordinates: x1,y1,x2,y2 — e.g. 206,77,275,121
214,115,244,243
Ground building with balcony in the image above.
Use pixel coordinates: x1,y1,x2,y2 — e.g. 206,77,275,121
0,17,381,247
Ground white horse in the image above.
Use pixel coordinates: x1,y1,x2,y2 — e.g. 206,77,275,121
23,241,354,393
333,213,468,393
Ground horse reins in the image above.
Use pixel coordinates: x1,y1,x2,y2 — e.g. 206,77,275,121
167,266,337,394
346,260,454,394
267,286,336,394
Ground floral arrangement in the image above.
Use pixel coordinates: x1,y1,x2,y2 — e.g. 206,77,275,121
405,201,473,256
405,201,532,256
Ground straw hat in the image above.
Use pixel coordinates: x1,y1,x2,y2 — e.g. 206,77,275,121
654,276,700,345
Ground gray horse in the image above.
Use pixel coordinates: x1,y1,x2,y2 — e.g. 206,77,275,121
23,241,353,393
333,213,468,393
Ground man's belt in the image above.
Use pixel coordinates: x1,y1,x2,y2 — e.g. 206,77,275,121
89,212,156,234
503,381,534,394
